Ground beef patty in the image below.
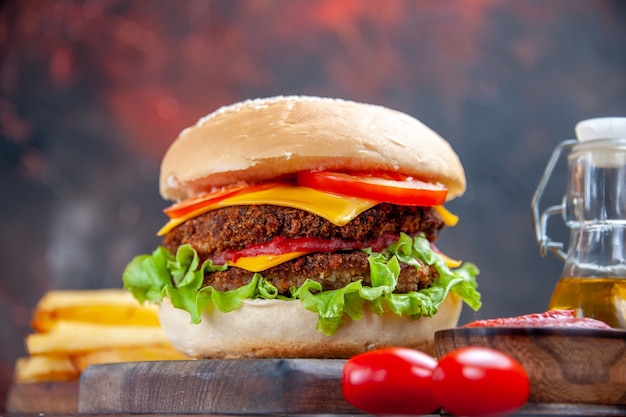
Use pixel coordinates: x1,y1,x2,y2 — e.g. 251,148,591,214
163,203,444,294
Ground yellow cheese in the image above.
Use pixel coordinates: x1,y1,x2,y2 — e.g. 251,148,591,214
434,205,459,227
158,185,377,236
439,252,463,268
226,248,461,272
432,206,461,267
227,252,308,272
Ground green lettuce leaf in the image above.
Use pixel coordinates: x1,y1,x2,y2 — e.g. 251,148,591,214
122,233,481,335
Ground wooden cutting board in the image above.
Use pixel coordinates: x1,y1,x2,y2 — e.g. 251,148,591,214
7,380,79,413
79,359,362,414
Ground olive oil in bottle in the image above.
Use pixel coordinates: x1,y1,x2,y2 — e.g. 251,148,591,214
548,277,626,329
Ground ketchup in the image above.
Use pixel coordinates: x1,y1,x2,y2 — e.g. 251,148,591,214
464,310,613,329
212,233,401,264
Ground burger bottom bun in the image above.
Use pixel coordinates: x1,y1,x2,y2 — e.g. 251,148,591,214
158,294,462,358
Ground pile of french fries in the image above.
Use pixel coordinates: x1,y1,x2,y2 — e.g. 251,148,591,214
14,289,187,383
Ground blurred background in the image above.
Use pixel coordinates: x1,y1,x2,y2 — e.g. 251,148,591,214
1,0,625,410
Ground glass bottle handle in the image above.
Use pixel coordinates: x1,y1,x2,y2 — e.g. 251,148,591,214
531,139,577,261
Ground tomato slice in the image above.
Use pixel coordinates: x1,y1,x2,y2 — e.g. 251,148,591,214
163,183,284,219
297,171,447,206
163,185,250,219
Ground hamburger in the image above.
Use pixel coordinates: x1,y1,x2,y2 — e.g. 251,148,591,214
123,95,481,358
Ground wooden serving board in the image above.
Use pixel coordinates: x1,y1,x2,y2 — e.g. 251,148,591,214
78,359,362,414
7,380,79,413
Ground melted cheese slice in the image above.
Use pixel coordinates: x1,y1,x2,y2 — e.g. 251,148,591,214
434,205,459,227
227,252,308,272
438,252,462,268
158,185,378,236
231,250,462,272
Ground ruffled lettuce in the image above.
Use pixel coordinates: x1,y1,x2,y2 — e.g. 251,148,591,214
123,233,481,335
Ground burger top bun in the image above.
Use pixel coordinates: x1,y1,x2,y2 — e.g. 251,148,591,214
160,96,466,201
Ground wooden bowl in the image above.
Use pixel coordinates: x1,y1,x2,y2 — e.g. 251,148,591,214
435,327,626,408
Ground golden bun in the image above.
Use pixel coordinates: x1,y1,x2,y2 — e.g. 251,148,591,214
160,96,466,201
158,294,462,358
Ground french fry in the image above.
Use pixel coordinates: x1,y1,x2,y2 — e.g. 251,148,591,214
72,345,187,371
26,321,173,355
16,289,188,383
32,289,159,332
14,355,79,383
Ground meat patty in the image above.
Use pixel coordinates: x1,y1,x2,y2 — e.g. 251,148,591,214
163,203,444,258
163,203,444,294
204,251,439,295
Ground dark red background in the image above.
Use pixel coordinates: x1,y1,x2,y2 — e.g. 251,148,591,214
1,0,625,410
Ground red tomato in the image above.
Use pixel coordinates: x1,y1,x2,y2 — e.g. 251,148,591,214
297,171,448,206
342,347,440,416
163,182,281,219
432,347,530,417
164,186,246,219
